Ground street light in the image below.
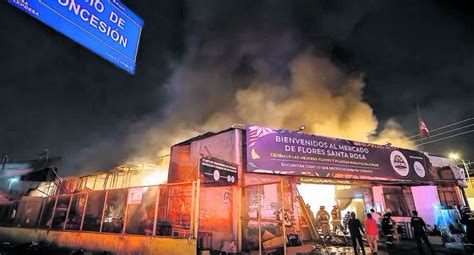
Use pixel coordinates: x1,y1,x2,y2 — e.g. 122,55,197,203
449,152,473,209
448,152,472,187
449,152,460,161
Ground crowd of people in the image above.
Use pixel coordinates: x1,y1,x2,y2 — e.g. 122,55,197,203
309,204,435,255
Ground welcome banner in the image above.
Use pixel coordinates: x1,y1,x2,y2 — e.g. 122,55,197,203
246,125,437,181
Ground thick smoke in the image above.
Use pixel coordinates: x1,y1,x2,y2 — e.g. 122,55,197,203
126,30,414,164
59,1,418,174
94,0,474,172
2,0,472,176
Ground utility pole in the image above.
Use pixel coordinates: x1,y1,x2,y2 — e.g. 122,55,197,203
461,160,473,209
1,154,9,170
463,160,473,186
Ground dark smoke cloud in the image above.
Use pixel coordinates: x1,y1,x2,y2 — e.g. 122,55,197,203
0,0,473,176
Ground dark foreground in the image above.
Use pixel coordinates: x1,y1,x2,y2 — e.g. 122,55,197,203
310,240,469,255
377,240,468,255
0,240,469,255
0,241,109,255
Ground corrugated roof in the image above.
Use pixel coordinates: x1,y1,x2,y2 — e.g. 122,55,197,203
172,127,236,147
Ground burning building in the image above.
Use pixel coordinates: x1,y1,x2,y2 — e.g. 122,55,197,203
0,124,467,254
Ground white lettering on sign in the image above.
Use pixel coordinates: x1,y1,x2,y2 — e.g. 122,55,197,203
109,11,126,29
57,0,128,48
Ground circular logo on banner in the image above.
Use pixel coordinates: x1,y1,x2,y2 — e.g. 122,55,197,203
390,150,409,177
226,175,236,183
213,170,220,181
413,161,426,177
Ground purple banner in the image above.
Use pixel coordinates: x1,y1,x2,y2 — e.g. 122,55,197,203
246,125,437,181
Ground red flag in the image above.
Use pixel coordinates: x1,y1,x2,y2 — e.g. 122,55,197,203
419,119,430,138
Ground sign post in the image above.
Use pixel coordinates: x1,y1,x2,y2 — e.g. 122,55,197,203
8,0,143,74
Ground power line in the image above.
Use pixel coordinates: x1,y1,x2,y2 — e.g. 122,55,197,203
412,123,474,143
407,117,474,139
416,129,474,146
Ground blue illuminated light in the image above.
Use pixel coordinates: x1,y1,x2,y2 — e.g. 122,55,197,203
9,177,20,183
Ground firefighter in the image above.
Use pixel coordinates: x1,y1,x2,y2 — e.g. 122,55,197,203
317,205,331,238
331,205,343,234
343,211,351,233
381,211,395,248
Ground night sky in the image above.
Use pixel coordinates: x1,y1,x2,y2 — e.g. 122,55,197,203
1,0,473,176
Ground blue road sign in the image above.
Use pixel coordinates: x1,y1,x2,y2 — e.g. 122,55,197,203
8,0,144,74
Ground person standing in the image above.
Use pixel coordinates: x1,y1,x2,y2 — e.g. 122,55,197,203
411,210,434,254
364,213,379,255
343,211,351,234
348,212,366,255
331,205,343,234
460,207,474,242
381,211,394,248
316,206,331,238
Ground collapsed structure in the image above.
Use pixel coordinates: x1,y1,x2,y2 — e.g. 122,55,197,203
0,124,467,254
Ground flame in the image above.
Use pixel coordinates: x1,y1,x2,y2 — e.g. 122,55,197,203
142,171,167,186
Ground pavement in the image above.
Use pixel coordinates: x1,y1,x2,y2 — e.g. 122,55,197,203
0,241,109,255
0,240,470,255
305,240,469,255
377,240,468,255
